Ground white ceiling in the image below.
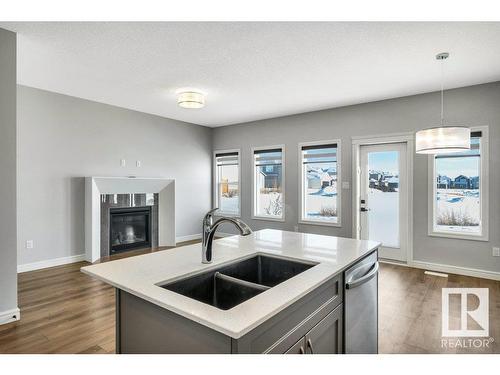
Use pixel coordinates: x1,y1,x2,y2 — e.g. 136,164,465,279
2,22,500,127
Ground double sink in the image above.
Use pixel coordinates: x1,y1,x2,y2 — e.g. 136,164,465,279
160,254,317,310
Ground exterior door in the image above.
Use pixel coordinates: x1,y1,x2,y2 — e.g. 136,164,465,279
359,143,408,261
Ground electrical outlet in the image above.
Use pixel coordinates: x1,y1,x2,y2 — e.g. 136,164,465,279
120,159,126,167
493,247,500,257
26,240,34,249
136,160,141,167
294,226,299,232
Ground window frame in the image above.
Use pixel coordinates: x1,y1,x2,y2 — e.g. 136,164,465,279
298,139,342,227
251,144,286,222
427,125,489,241
213,148,241,217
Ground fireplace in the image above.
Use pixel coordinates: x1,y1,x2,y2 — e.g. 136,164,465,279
86,177,175,262
109,206,152,254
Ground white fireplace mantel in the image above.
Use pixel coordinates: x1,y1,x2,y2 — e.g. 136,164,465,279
85,176,175,262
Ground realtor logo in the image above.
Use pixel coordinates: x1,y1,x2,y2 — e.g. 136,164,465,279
442,288,489,337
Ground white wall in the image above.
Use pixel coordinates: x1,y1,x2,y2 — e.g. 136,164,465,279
212,82,500,275
17,85,212,267
0,28,18,317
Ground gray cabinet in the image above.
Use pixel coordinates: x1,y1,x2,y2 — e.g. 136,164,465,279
115,252,375,355
304,305,342,354
117,290,231,354
285,338,306,354
284,304,343,354
237,274,342,353
117,274,343,354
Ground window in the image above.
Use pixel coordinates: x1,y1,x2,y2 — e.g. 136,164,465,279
299,141,341,226
252,146,284,220
429,127,489,241
214,150,240,216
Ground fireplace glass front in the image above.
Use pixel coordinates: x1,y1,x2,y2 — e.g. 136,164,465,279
109,206,151,254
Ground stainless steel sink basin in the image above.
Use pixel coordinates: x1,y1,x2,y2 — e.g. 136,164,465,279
159,254,317,310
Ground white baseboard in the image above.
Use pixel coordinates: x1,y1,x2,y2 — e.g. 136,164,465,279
424,270,449,278
378,258,409,267
17,254,86,273
409,260,500,281
0,307,20,325
175,233,201,243
18,234,229,272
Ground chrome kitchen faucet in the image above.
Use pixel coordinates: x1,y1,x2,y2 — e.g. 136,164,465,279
202,208,252,264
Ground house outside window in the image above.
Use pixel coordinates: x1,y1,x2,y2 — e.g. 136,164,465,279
252,146,285,221
299,140,341,226
214,150,240,216
429,126,489,241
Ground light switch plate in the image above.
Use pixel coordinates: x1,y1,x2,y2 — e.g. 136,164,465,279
120,159,126,167
136,160,141,167
493,247,500,257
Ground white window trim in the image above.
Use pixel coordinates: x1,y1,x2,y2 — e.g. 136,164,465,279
213,148,241,217
251,144,286,222
298,139,342,227
427,125,489,242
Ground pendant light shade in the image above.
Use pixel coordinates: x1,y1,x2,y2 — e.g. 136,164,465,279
415,126,471,154
415,52,471,154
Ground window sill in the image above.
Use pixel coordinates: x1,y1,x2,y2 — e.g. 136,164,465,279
215,212,241,218
252,215,286,223
428,231,488,242
298,219,341,228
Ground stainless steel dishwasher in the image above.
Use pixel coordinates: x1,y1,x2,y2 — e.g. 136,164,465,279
344,251,378,354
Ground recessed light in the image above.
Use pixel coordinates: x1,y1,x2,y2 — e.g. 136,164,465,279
177,91,205,109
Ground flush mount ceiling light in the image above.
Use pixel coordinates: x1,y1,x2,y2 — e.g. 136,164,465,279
177,91,205,109
415,52,470,154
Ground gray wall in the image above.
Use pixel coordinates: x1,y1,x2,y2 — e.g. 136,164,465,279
0,29,18,313
213,82,500,274
17,85,212,266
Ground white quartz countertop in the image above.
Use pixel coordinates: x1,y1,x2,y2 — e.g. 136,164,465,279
81,229,379,338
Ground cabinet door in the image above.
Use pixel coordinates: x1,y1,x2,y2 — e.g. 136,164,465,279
285,337,306,354
305,304,343,354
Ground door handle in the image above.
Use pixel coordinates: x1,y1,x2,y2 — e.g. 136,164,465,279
346,262,379,289
306,338,314,354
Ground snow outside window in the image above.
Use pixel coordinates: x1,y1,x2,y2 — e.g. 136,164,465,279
214,150,240,216
430,129,488,241
253,147,284,220
300,142,340,226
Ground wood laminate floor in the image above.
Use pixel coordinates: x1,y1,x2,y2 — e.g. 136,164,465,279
379,263,499,354
0,241,200,354
1,249,498,354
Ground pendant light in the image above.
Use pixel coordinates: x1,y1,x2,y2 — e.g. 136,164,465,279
415,53,470,154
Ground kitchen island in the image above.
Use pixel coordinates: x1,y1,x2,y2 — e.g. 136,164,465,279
81,229,380,354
